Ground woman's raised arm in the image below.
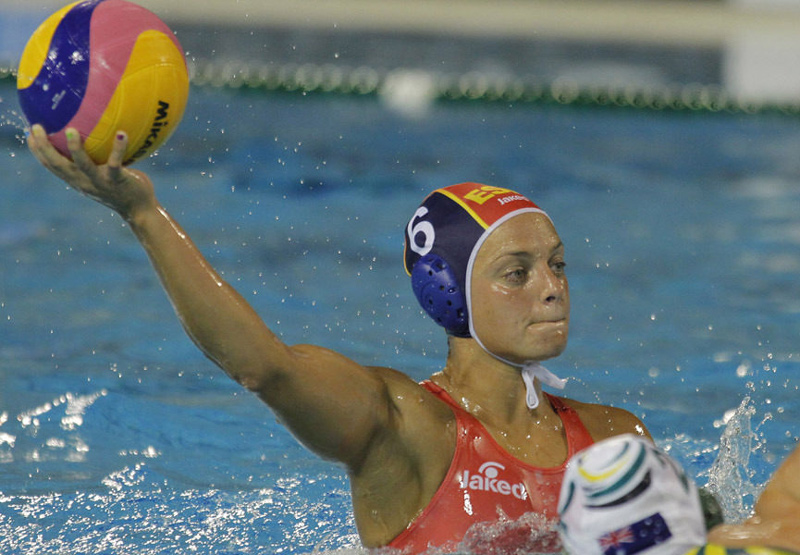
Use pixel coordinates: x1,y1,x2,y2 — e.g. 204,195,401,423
26,125,412,468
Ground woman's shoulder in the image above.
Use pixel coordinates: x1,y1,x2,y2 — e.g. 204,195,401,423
367,366,455,422
556,395,652,441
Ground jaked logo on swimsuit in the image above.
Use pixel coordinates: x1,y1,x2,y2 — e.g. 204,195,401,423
459,462,528,500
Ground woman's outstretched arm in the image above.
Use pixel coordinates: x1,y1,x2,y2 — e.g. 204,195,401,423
26,125,415,468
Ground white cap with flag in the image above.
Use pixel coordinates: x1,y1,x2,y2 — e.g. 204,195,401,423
558,434,706,555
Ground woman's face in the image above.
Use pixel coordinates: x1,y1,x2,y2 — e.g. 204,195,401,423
469,212,570,364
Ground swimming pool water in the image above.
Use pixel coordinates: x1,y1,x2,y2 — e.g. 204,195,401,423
1,80,799,553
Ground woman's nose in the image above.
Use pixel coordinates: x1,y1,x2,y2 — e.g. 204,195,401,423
538,267,566,304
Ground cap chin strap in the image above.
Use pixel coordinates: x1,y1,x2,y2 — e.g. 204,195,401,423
468,325,568,409
521,362,567,409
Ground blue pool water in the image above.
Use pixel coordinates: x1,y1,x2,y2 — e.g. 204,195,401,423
1,80,799,553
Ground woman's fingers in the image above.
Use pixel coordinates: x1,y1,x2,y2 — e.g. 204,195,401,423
27,124,152,217
27,124,60,168
27,125,106,204
106,131,128,180
65,127,101,181
26,128,46,165
27,125,89,191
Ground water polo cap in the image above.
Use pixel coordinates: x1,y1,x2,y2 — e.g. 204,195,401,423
403,182,567,409
558,434,706,555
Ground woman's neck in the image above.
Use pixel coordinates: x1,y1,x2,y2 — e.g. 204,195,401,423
433,337,557,426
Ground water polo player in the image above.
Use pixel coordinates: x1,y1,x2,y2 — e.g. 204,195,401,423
27,126,650,553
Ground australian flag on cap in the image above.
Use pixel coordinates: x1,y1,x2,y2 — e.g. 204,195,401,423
598,513,672,555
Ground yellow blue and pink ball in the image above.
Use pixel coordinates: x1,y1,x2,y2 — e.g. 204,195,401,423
17,0,189,165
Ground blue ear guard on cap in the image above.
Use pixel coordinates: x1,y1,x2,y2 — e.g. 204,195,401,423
410,253,470,337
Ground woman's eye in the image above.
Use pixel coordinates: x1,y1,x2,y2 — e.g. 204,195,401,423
551,261,567,274
504,268,527,283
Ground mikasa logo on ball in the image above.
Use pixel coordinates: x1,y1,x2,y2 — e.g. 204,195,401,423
459,462,527,500
130,100,171,162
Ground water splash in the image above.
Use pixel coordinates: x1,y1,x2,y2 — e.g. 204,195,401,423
0,101,29,140
0,411,15,463
704,396,765,523
450,512,561,555
17,390,108,432
341,512,561,555
3,390,108,464
0,462,359,555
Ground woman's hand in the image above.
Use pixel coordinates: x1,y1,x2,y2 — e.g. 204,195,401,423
27,124,157,221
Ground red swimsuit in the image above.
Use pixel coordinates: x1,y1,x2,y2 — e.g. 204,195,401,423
387,380,595,554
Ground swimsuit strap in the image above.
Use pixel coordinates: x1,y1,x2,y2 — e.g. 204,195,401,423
423,380,579,421
545,392,570,412
543,392,594,456
422,382,593,454
421,379,458,409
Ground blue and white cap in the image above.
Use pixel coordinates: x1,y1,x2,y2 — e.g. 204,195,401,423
403,182,547,337
558,434,706,555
